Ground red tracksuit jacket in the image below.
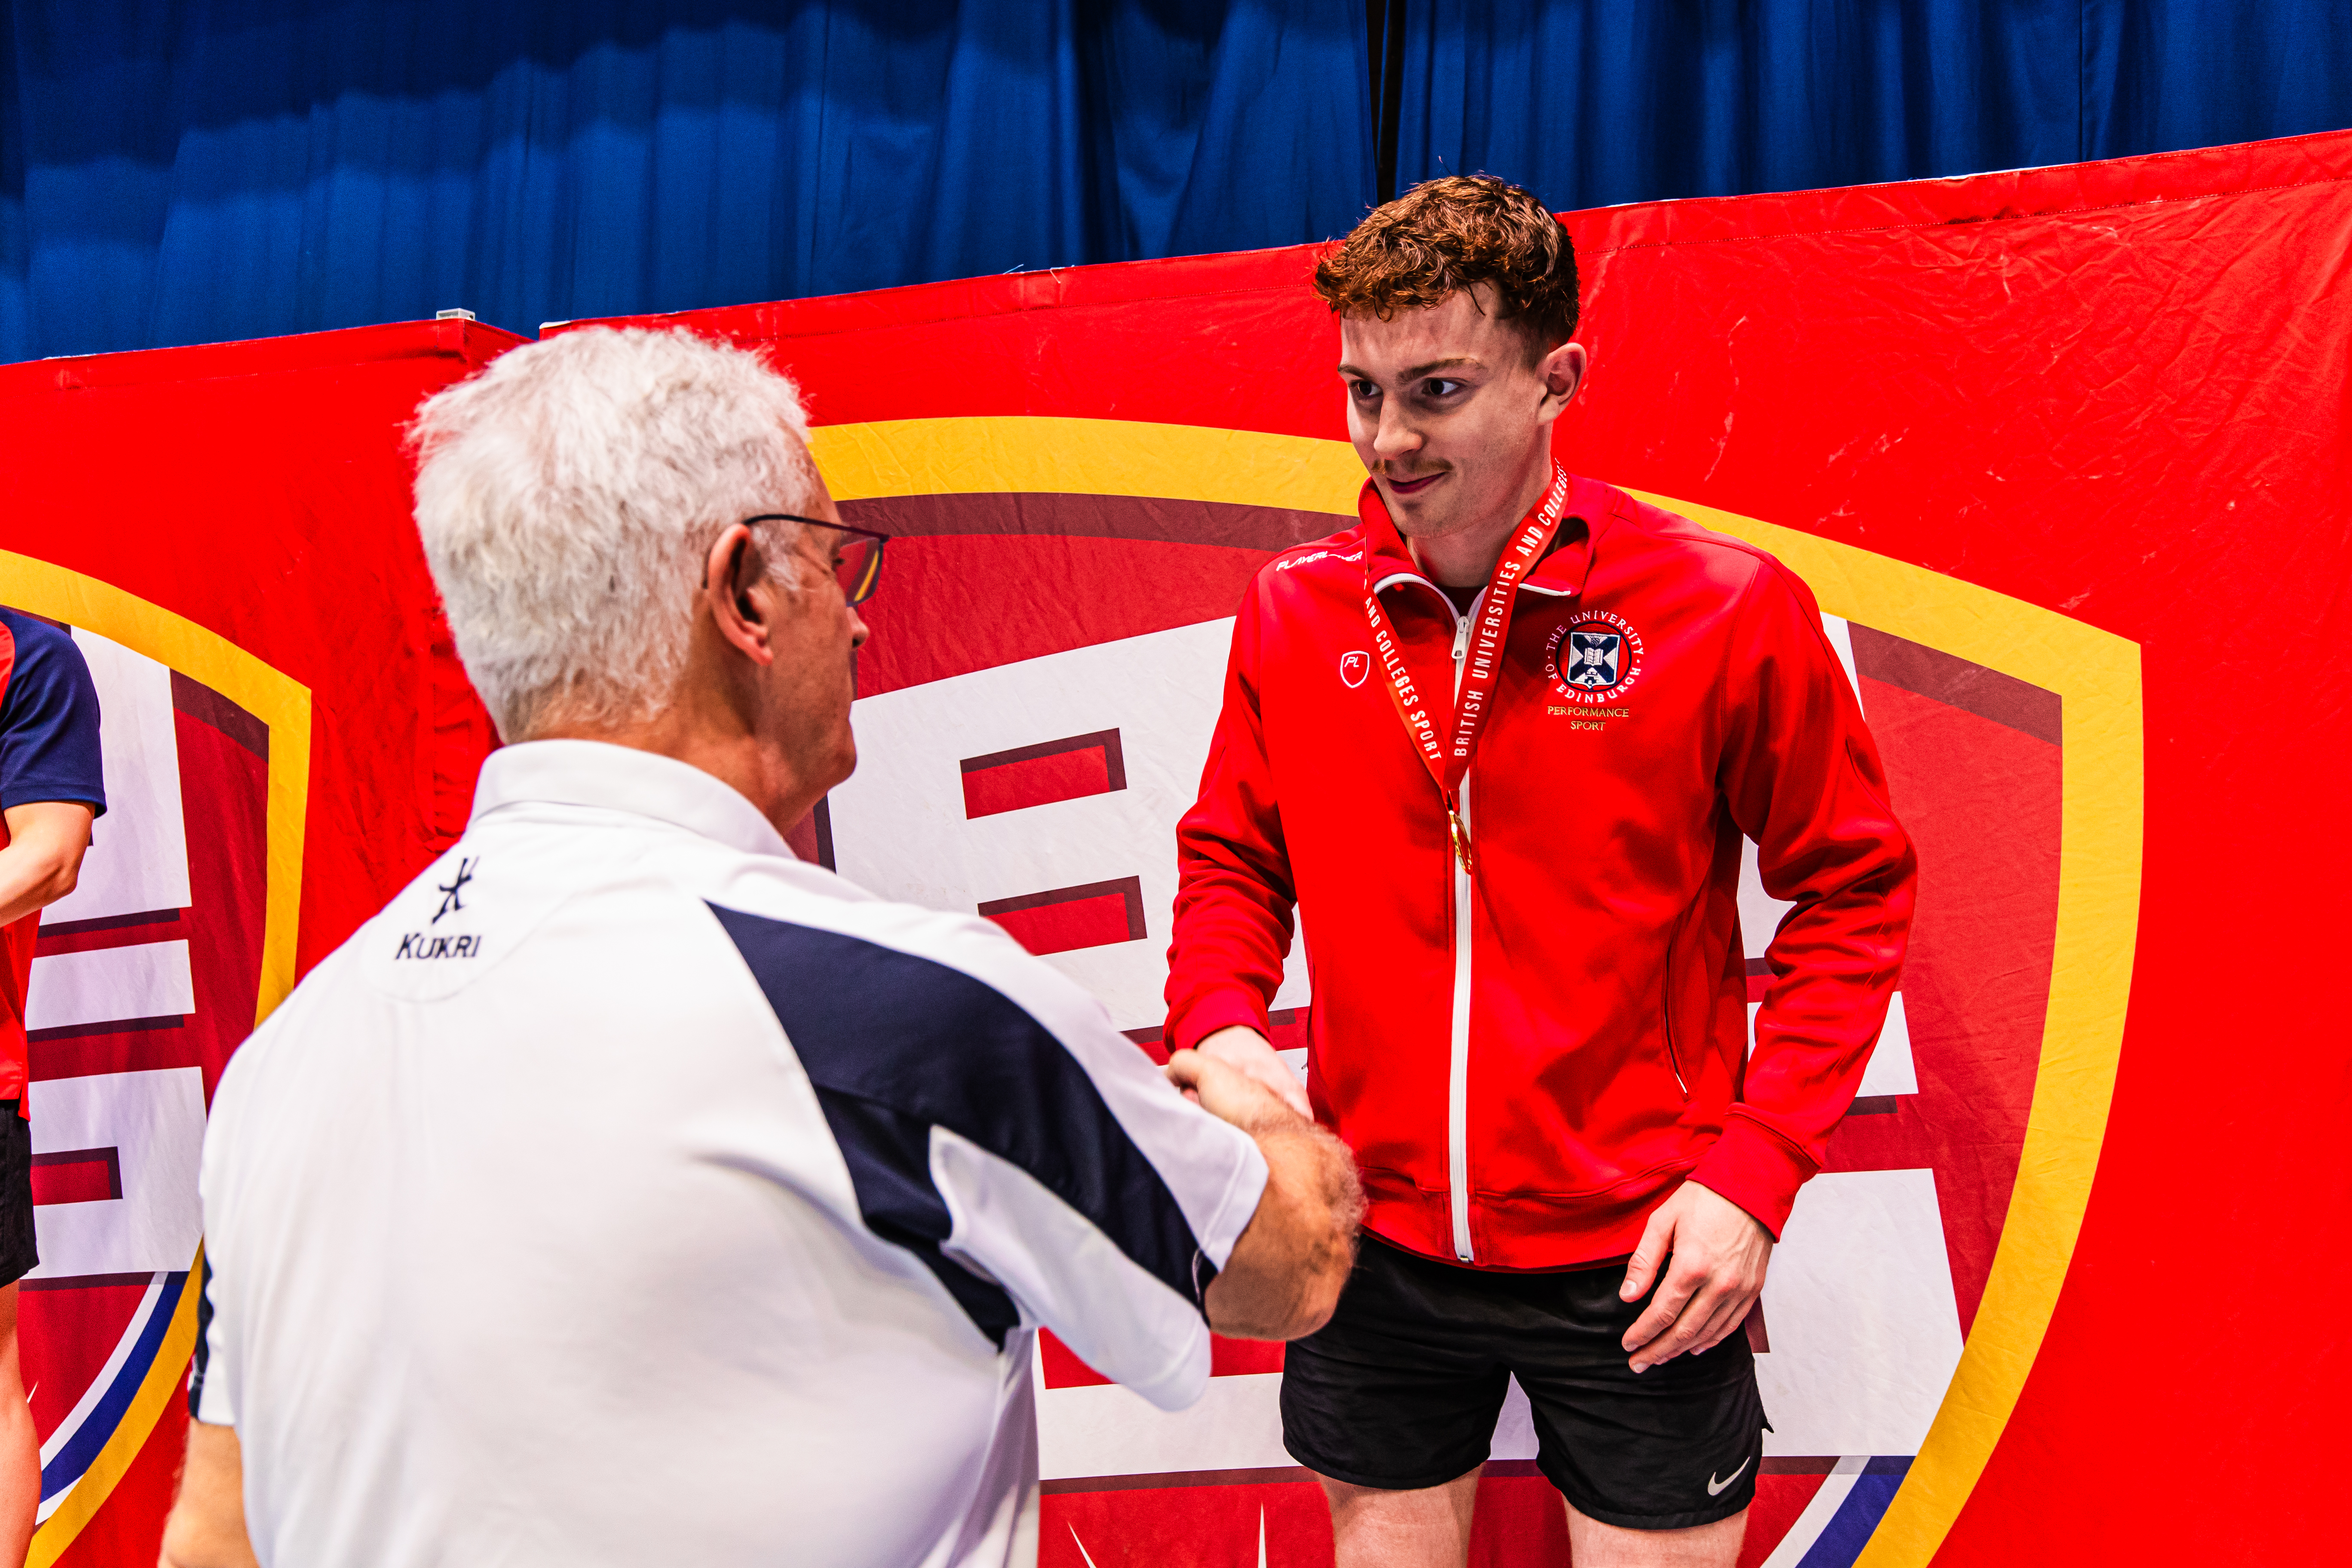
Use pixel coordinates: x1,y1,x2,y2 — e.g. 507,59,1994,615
1165,472,1917,1270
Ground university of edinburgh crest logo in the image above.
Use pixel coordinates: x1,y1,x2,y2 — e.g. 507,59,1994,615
1565,630,1620,688
1545,610,1645,704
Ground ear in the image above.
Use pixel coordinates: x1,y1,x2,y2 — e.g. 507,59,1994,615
704,523,778,667
1536,340,1588,424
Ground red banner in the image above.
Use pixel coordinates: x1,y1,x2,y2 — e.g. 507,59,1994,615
0,321,515,1565
570,129,2352,1566
1,126,2341,1565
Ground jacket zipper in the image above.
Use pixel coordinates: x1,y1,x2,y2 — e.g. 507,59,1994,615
1371,575,1481,1264
1446,605,1477,1262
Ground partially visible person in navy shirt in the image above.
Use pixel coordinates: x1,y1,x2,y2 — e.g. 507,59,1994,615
0,605,104,1563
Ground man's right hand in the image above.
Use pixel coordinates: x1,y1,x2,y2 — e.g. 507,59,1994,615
1165,1044,1295,1136
1167,1046,1362,1341
1192,1025,1311,1120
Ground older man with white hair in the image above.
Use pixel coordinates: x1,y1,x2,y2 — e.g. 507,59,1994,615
159,327,1362,1568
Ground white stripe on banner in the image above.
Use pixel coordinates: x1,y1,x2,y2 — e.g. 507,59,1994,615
42,629,192,926
25,941,194,1032
1038,1372,1288,1479
830,619,1311,1031
1756,1170,1963,1458
26,1067,206,1280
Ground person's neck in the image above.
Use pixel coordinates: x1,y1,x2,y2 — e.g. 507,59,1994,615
1403,452,1557,588
531,701,820,840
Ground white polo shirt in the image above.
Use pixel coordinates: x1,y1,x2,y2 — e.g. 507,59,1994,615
196,740,1268,1568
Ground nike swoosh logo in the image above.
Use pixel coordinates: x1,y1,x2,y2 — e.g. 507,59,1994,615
1707,1457,1752,1496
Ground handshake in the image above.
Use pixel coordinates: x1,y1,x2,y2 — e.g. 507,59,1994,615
1164,1026,1362,1344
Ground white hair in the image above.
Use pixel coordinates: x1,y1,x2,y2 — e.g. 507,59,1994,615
408,326,821,739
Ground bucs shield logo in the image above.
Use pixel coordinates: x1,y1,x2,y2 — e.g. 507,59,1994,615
2,566,304,1557
799,421,2136,1568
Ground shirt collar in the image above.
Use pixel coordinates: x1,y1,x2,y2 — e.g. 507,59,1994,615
469,740,795,860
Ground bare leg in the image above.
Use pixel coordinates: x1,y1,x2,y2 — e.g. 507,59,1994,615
1564,1496,1746,1568
1321,1467,1482,1568
0,1283,37,1565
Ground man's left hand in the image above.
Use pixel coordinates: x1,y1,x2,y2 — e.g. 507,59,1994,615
1617,1180,1773,1374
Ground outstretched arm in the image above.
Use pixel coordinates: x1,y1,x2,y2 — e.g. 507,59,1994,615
1168,1047,1361,1341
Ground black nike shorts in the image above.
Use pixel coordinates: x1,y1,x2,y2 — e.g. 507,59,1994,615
1280,1233,1766,1531
0,1102,35,1288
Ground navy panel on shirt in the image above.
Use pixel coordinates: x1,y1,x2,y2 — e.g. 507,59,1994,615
815,1091,1022,1347
0,609,104,817
707,903,1211,1345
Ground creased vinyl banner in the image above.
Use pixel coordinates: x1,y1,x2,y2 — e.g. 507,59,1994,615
0,129,2341,1566
0,321,514,1565
568,129,2350,1568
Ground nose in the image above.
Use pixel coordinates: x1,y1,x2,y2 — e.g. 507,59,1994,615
846,605,870,648
1372,397,1422,466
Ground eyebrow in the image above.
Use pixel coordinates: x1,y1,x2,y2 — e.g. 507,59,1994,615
1335,356,1485,380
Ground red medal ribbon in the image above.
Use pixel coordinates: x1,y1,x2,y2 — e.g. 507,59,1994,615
1363,463,1573,872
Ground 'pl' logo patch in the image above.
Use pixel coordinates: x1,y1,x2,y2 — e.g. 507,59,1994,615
1546,611,1646,704
1339,651,1371,689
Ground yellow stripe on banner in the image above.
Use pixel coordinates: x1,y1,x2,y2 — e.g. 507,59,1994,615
25,1247,206,1568
0,552,311,1027
808,416,1366,517
1623,490,2144,1568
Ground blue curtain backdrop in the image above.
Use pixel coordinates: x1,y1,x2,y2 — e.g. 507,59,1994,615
1385,1,2352,211
3,1,2349,363
0,1,1374,360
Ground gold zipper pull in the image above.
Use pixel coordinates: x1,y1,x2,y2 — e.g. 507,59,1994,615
1449,808,1473,873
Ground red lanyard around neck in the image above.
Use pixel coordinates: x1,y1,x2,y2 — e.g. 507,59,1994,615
1362,463,1571,872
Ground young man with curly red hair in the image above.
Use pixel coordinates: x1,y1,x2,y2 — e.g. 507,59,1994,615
1164,175,1918,1567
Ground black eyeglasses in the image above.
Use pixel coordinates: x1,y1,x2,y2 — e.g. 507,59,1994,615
745,514,889,606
